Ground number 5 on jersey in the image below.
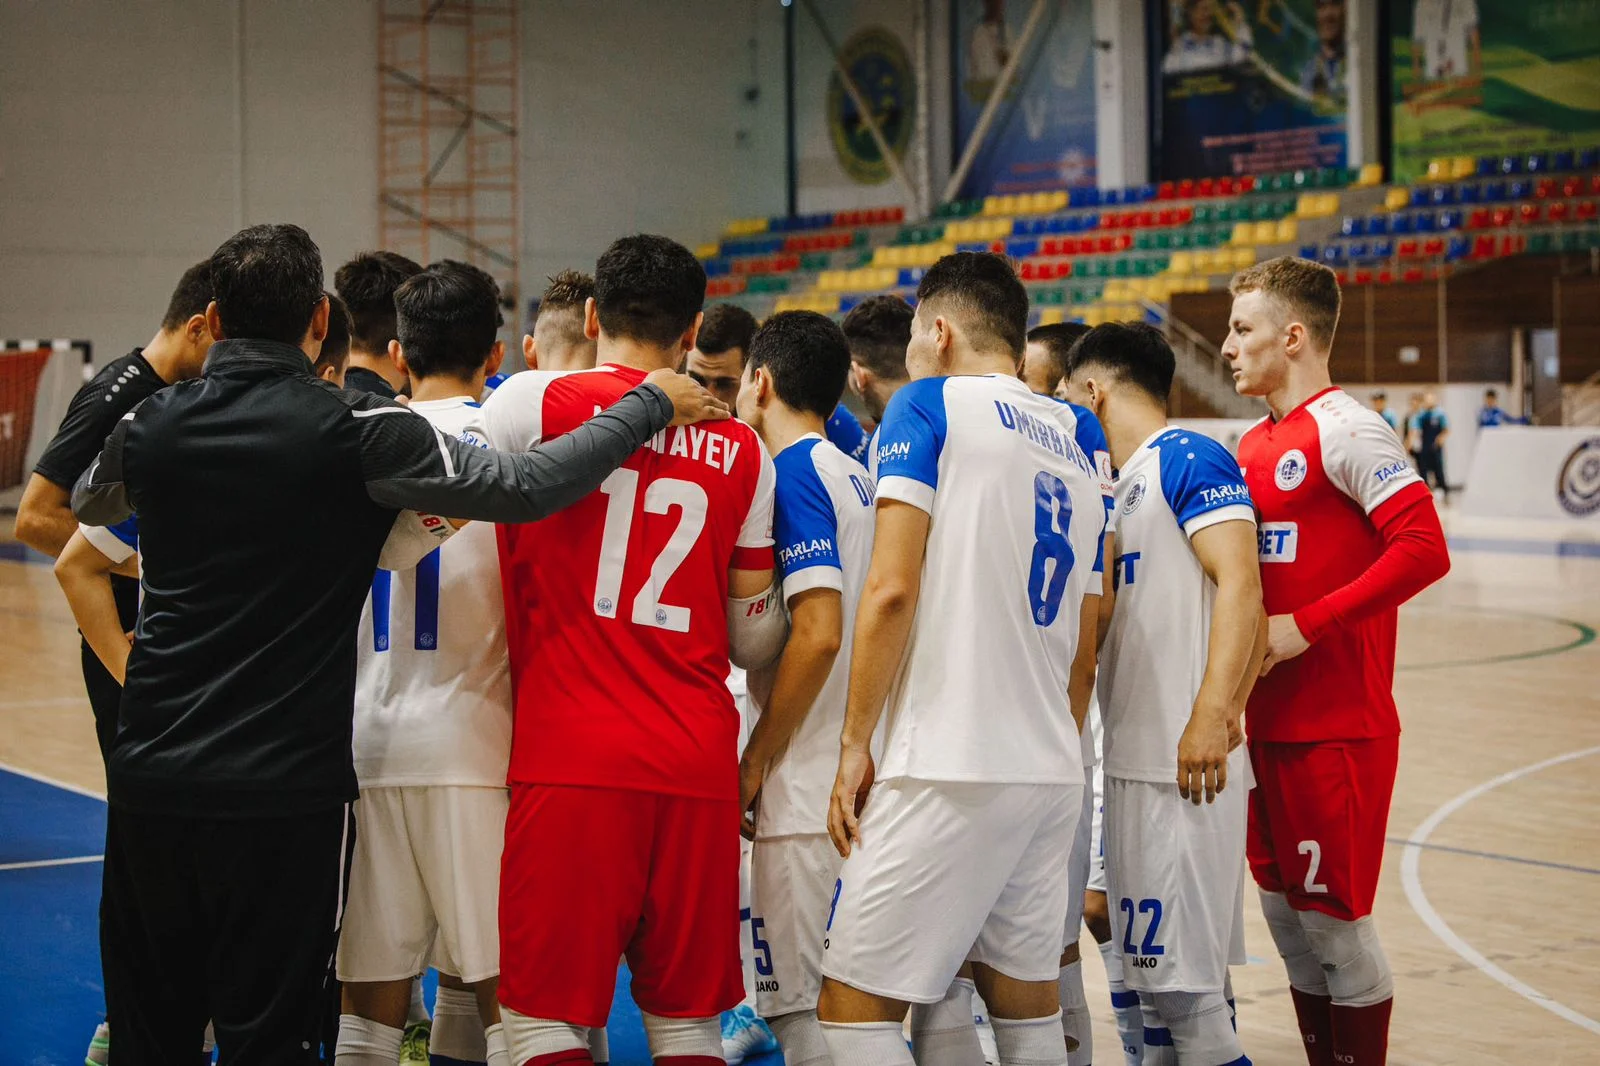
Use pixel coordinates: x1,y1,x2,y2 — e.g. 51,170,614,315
593,468,708,632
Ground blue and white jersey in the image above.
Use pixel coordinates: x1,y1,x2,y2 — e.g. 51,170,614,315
758,433,878,838
80,515,140,566
873,375,1106,785
1098,427,1255,784
480,371,510,403
354,396,512,789
825,403,872,465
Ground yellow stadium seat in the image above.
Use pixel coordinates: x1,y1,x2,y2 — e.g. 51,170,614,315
989,218,1015,241
1449,156,1474,179
1275,217,1298,243
1251,220,1275,244
981,196,1004,217
1037,307,1064,326
1046,190,1069,212
1103,281,1128,301
1384,186,1410,212
1168,251,1193,275
1230,222,1253,246
1295,194,1318,219
1230,246,1256,269
696,243,720,260
1356,162,1384,187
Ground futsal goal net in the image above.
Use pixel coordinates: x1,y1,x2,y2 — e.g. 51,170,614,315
1,340,94,509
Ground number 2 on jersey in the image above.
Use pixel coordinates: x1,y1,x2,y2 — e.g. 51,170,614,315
593,469,708,632
1028,471,1076,626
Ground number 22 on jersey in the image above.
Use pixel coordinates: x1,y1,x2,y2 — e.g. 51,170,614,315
592,468,708,633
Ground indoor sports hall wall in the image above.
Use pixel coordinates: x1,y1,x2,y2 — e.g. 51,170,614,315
0,0,790,362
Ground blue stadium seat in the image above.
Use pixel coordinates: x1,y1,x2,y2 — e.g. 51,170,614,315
1476,156,1498,177
1366,214,1391,235
1526,152,1549,174
1410,187,1431,208
1103,188,1125,205
1372,238,1395,259
1390,213,1415,235
1553,150,1576,172
1499,155,1523,174
1321,243,1346,265
1013,219,1043,236
1299,243,1320,260
1341,216,1365,237
956,241,989,254
704,260,731,278
1006,238,1039,259
1348,241,1371,261
1429,184,1456,205
1415,211,1438,233
1045,216,1073,234
897,267,926,287
1437,209,1464,230
1509,179,1532,200
1482,180,1507,202
1457,182,1481,204
1579,147,1600,169
1137,183,1158,202
1446,236,1471,260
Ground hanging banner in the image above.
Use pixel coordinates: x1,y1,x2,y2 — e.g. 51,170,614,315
1153,0,1349,179
953,0,1098,198
1391,1,1600,184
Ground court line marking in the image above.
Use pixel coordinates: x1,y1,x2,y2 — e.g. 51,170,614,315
1400,744,1600,1037
1397,606,1596,671
0,761,106,801
0,696,90,709
1386,836,1600,877
0,855,103,872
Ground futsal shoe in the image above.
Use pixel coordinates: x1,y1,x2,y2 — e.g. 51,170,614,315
720,1004,780,1064
85,1022,110,1066
400,1019,431,1064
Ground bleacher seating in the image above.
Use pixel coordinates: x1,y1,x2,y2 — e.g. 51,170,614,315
695,148,1600,328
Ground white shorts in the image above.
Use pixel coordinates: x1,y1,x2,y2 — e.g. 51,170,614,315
337,785,508,983
1062,773,1094,948
1102,775,1247,993
822,778,1082,1003
750,834,844,1017
1085,759,1106,895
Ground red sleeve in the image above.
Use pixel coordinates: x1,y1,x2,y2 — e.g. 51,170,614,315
1292,484,1450,642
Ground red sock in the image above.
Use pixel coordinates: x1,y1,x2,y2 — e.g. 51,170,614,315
525,1050,593,1066
1289,987,1335,1066
1330,999,1393,1066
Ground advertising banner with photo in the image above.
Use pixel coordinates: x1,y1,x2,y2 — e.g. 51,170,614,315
1390,1,1600,184
953,0,1098,199
1153,0,1350,179
794,0,921,214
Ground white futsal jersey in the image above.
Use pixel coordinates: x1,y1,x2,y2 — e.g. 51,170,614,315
757,434,877,839
872,375,1106,785
354,396,512,789
1098,426,1255,782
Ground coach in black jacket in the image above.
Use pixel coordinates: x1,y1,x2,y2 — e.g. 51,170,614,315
71,223,724,1066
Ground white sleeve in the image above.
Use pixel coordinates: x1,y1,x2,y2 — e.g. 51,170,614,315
1315,401,1425,514
478,369,560,452
79,522,136,565
737,439,778,554
377,510,456,570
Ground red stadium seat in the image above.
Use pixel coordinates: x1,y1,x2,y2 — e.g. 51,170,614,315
1019,261,1039,280
1472,235,1496,258
1397,239,1419,258
1218,177,1238,196
1177,179,1196,198
1238,175,1258,193
1490,207,1513,227
1158,181,1176,200
1041,238,1062,256
1137,210,1157,228
1467,208,1492,229
989,241,1007,254
1577,200,1597,221
1423,237,1445,257
1548,201,1570,222
1176,205,1195,224
1534,178,1555,199
1403,267,1425,283
1058,261,1073,279
1590,176,1600,195
1353,268,1373,285
1500,234,1525,256
888,206,906,223
1334,269,1349,285
1198,177,1216,197
1562,177,1583,197
1157,208,1176,226
1518,203,1542,223
1377,268,1395,284
1117,233,1134,251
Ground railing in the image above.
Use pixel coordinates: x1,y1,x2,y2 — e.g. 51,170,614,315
1140,300,1266,420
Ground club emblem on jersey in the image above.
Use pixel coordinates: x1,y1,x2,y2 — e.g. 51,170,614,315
1556,437,1600,517
1122,474,1148,515
1275,449,1309,491
596,597,614,615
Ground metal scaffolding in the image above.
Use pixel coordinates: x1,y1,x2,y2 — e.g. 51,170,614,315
379,0,520,306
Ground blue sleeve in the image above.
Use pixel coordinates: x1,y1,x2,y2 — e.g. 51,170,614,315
109,516,139,549
1157,433,1253,533
825,404,869,463
1438,411,1450,430
772,444,843,594
872,378,948,512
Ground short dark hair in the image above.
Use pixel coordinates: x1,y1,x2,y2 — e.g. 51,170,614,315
539,269,594,315
208,223,325,346
315,291,354,377
394,260,502,380
916,252,1029,357
335,250,424,355
1484,388,1498,399
161,260,214,331
1372,390,1387,401
747,311,852,419
594,234,706,349
1025,322,1092,394
1229,256,1342,349
698,304,759,361
1065,321,1176,403
840,294,913,379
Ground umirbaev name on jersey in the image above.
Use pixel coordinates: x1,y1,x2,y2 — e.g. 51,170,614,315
1098,427,1254,785
758,433,877,839
871,375,1107,788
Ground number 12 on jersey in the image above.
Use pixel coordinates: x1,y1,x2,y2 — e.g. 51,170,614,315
593,468,708,633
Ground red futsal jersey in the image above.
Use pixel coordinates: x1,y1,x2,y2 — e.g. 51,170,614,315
1237,387,1435,744
481,365,776,800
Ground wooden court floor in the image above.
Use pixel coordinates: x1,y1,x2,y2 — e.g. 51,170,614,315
2,515,1598,1065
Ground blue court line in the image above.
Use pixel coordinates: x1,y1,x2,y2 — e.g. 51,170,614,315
1447,535,1600,558
1386,836,1600,877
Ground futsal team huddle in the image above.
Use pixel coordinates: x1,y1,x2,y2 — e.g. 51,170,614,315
25,222,1451,1066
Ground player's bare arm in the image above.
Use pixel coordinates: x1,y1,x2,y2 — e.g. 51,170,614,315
1068,591,1099,734
1182,519,1263,803
14,475,80,559
1229,607,1269,750
739,586,845,838
828,498,929,858
54,530,134,685
1095,529,1116,650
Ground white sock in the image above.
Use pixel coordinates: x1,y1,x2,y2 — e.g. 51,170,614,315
1057,962,1091,1066
1099,939,1142,1066
202,1021,216,1054
1139,997,1177,1066
431,986,487,1063
909,977,985,1066
768,1010,833,1066
499,1004,588,1066
641,1012,721,1060
409,977,432,1026
483,1023,511,1066
820,1020,914,1066
334,1014,404,1066
990,1011,1066,1066
589,1024,610,1065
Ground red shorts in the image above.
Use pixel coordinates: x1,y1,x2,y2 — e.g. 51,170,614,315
498,783,744,1026
1246,736,1399,921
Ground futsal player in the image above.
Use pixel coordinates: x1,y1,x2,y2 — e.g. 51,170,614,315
520,269,598,373
480,234,786,1066
685,302,758,409
734,311,877,1066
817,253,1105,1066
826,294,913,472
334,250,423,397
335,261,517,1066
1224,257,1450,1066
1071,322,1264,1066
1020,322,1088,399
